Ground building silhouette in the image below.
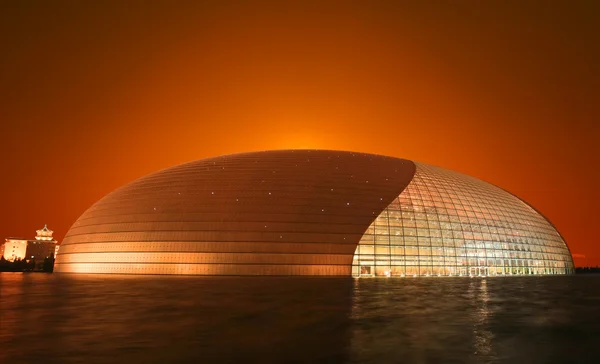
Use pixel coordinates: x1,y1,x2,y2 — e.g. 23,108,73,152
54,150,574,276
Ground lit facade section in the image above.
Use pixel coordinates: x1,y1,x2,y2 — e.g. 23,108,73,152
352,163,574,277
2,239,28,261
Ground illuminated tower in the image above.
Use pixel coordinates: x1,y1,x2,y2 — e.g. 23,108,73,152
26,225,58,264
35,224,55,241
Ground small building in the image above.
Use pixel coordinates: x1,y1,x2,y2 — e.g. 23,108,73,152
2,225,58,267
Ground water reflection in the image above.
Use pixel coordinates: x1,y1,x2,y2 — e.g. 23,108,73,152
1,274,355,363
471,279,495,361
1,274,599,363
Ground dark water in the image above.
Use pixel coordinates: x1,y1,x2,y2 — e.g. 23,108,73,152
1,274,599,364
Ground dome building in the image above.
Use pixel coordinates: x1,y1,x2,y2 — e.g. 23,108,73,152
54,150,574,276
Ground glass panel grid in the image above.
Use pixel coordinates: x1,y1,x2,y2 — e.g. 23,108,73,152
352,162,574,277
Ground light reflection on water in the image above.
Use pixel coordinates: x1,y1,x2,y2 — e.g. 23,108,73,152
1,273,599,364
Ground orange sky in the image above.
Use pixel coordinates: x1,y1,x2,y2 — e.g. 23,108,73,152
1,1,598,266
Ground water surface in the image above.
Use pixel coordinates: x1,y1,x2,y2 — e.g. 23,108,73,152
1,273,598,363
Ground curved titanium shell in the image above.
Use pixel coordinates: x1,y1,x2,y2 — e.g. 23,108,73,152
55,150,415,275
55,150,574,276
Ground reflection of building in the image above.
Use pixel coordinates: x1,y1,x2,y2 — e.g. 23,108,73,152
2,225,58,264
54,150,574,276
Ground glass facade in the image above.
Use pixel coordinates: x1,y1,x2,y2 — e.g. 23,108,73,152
352,162,574,277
